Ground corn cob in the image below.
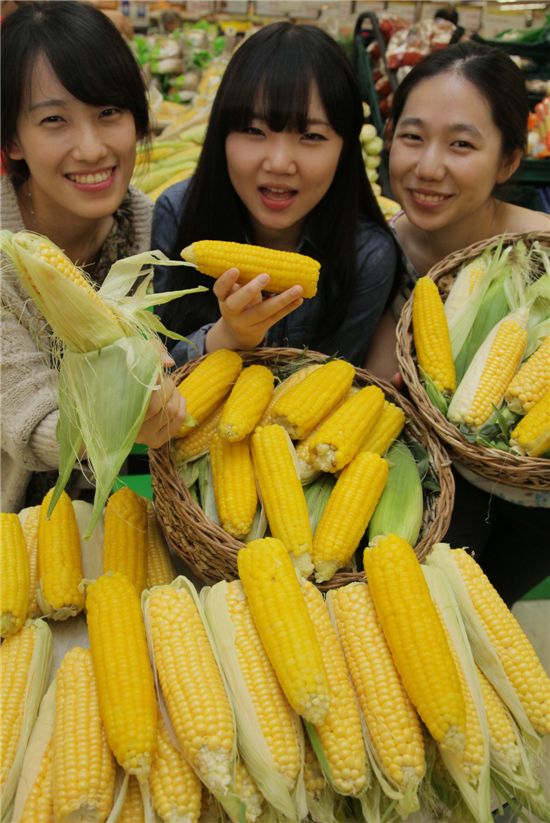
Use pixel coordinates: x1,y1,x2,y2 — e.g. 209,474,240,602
329,582,425,814
363,535,466,753
359,400,405,455
505,335,550,414
181,240,320,298
305,385,385,472
143,578,236,794
86,572,158,783
176,349,243,438
259,363,322,426
18,740,54,823
300,580,368,796
150,711,203,823
37,489,84,619
103,487,149,593
448,308,528,429
118,775,145,823
444,254,489,328
218,365,274,441
237,537,330,726
476,667,521,773
251,425,313,576
368,440,424,547
510,388,550,457
210,433,257,539
52,646,116,822
412,277,456,393
21,505,41,617
0,512,30,637
233,760,265,823
172,404,224,465
271,359,355,440
145,503,175,588
312,451,389,583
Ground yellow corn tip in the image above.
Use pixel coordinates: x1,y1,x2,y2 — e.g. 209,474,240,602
218,364,274,441
181,240,320,298
237,538,330,726
251,425,313,577
19,739,54,823
510,388,550,457
0,512,30,637
147,583,235,793
476,667,521,773
300,580,368,796
176,349,243,437
86,572,157,779
233,759,265,823
312,451,389,583
360,401,406,455
36,242,106,307
210,433,257,538
303,735,326,798
225,580,302,789
103,487,148,594
259,363,322,426
146,503,175,588
412,277,456,393
450,549,550,735
306,385,386,473
330,582,425,794
38,489,84,617
53,647,115,822
505,335,550,415
271,359,355,440
22,506,41,618
118,775,145,823
364,535,466,753
171,404,224,464
150,712,202,823
1,622,37,794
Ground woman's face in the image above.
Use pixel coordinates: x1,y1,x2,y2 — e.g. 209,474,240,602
389,72,519,233
225,83,344,250
8,53,137,225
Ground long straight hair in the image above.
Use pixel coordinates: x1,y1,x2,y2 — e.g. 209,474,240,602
160,22,400,343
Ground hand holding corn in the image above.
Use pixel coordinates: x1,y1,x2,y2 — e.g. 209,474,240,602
135,353,188,449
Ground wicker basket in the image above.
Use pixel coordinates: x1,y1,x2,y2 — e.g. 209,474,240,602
396,231,550,506
150,347,455,590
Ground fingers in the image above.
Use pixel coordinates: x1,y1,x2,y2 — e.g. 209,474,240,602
136,375,187,448
212,268,242,301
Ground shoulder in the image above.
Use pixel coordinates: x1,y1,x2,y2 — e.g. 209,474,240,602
501,202,550,233
1,176,25,232
154,178,192,217
355,216,398,265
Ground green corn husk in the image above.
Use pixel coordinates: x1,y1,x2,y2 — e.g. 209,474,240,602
368,441,423,546
304,474,336,531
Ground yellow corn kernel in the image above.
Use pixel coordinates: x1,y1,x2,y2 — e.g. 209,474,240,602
412,277,456,393
22,506,41,618
171,403,224,465
510,388,550,457
312,451,389,583
86,572,158,780
35,242,112,311
237,537,330,726
53,647,116,822
0,512,30,637
233,759,265,823
259,363,322,426
176,349,243,438
251,424,313,576
359,401,405,455
363,536,466,753
303,735,326,798
329,582,425,806
444,255,489,328
210,433,257,538
103,487,148,594
118,775,144,823
476,667,521,773
505,335,550,414
218,365,274,441
271,359,355,440
300,580,368,796
150,712,202,823
38,489,84,619
19,740,54,823
305,385,385,472
145,503,175,588
181,240,320,298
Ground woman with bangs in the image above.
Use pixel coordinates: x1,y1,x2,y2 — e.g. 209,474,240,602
1,1,187,511
152,21,402,367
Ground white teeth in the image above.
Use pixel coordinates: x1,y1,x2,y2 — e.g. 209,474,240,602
69,170,111,184
265,187,291,194
413,191,446,204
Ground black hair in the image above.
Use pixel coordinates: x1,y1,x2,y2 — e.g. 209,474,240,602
159,21,401,346
390,41,528,160
434,6,459,25
1,0,150,184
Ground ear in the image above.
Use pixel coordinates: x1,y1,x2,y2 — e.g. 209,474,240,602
6,135,24,161
496,148,522,184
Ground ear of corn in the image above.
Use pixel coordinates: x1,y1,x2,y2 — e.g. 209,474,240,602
232,759,265,823
181,240,320,298
444,254,489,330
150,711,203,823
363,535,466,754
37,489,85,620
0,512,30,637
103,487,149,594
251,425,313,577
237,538,330,726
312,451,389,583
509,388,550,457
20,506,41,618
117,774,145,823
171,404,224,465
176,349,243,438
218,365,274,441
145,503,175,588
412,277,456,394
259,363,322,426
210,433,258,539
368,440,423,547
505,335,550,414
359,401,405,456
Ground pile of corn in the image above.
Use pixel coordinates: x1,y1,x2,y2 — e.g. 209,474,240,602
2,494,549,823
411,237,550,457
131,123,207,202
169,342,434,584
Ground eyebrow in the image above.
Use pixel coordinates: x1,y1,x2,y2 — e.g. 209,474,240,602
251,113,331,127
29,98,67,112
398,116,483,138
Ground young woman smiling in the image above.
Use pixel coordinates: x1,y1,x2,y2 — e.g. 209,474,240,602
152,21,403,367
1,1,186,512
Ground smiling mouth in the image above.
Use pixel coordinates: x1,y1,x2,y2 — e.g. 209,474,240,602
410,190,450,204
259,186,297,200
66,168,114,185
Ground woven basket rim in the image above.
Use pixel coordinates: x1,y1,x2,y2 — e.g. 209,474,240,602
396,230,550,491
150,346,455,590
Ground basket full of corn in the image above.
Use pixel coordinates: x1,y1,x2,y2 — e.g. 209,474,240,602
149,344,455,590
396,231,550,506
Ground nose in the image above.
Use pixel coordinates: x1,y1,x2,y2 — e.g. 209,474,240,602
262,134,297,175
71,121,109,164
415,143,446,181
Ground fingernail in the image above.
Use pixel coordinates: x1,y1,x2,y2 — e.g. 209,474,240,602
258,273,270,286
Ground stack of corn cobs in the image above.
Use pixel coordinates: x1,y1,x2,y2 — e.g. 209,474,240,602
411,237,550,457
1,487,550,823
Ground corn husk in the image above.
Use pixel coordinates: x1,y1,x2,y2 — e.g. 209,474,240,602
368,441,423,546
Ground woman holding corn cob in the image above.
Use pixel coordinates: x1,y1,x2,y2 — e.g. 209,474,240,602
152,22,402,368
0,2,187,512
